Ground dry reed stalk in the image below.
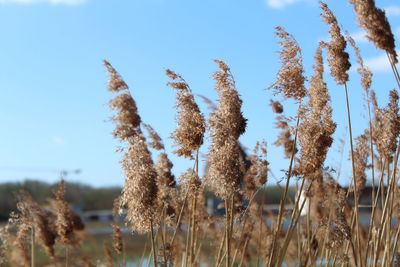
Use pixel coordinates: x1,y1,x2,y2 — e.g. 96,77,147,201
150,219,157,267
104,242,115,267
231,188,262,265
275,176,307,265
189,197,197,266
157,222,167,267
112,225,123,265
276,185,308,266
267,114,300,267
31,226,34,267
225,199,231,267
138,234,149,267
319,3,363,265
170,195,187,245
238,236,249,267
373,143,400,266
345,31,375,198
267,25,306,266
363,159,387,265
215,231,226,266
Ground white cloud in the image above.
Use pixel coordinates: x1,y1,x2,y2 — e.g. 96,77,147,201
0,0,85,5
364,51,400,73
266,0,301,9
350,30,368,44
385,5,400,17
396,26,400,36
51,136,66,146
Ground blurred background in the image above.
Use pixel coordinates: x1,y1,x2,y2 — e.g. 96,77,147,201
0,0,398,195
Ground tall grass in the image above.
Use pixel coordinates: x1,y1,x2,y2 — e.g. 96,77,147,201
1,0,400,266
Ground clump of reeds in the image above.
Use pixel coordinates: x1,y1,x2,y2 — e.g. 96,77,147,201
4,1,400,266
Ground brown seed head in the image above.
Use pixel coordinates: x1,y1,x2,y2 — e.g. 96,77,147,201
112,225,123,255
270,100,284,114
142,123,165,151
179,168,202,197
205,60,247,199
268,26,307,101
297,46,336,176
352,131,370,192
54,179,74,245
345,32,373,96
119,134,159,233
156,152,176,202
349,0,398,63
372,90,400,161
320,1,351,85
166,69,206,159
105,61,141,142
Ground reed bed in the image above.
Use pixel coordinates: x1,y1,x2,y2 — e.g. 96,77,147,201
1,0,400,266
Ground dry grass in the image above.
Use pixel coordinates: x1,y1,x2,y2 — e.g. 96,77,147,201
1,0,400,266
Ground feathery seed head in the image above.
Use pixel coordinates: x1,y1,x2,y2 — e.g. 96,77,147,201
372,90,400,161
268,26,307,101
156,152,176,202
270,100,283,114
166,69,206,159
297,46,336,176
104,60,129,93
205,60,247,199
320,1,351,85
54,179,75,245
112,225,123,255
105,61,141,141
349,0,398,63
119,134,159,233
345,33,373,96
142,123,164,151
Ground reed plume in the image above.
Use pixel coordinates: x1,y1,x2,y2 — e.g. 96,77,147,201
273,112,297,159
120,134,159,233
156,152,176,202
346,33,373,97
54,179,75,245
104,60,141,141
268,26,306,101
205,60,247,200
372,89,400,162
297,46,336,176
112,225,123,256
143,122,165,151
105,60,159,233
349,0,398,63
320,1,351,85
353,131,370,192
166,69,206,159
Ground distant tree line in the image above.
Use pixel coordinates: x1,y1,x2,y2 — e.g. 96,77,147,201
0,179,297,221
0,179,121,221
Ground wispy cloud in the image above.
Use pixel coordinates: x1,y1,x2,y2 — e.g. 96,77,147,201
396,26,400,36
51,136,66,146
385,5,400,17
0,0,85,5
266,0,302,9
350,30,368,44
364,51,400,73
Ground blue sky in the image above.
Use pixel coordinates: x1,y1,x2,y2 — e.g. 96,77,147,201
0,0,399,187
